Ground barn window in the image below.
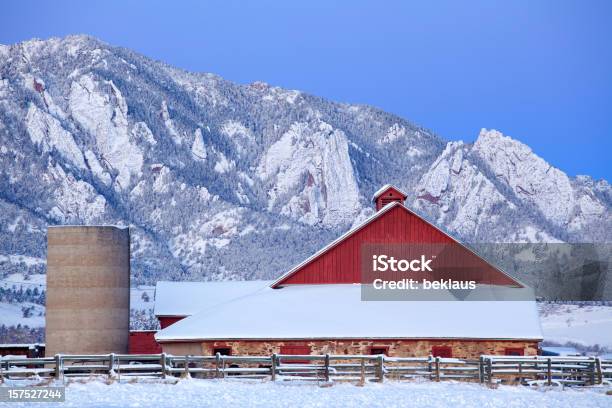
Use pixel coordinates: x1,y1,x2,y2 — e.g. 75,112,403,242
279,345,311,364
431,346,452,358
369,346,389,356
504,348,524,356
213,347,232,356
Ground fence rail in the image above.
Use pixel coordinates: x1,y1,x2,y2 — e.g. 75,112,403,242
1,353,610,387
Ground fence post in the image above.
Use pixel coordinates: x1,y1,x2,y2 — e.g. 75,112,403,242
595,358,603,385
324,354,330,383
487,358,493,385
377,354,384,383
117,354,121,382
547,358,552,386
435,357,440,382
478,356,484,383
183,355,190,379
397,359,402,381
215,353,221,379
359,358,365,386
518,361,523,385
54,354,63,381
161,353,167,379
109,353,115,379
0,359,4,383
270,354,277,381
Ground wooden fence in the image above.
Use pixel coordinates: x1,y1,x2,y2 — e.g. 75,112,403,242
1,353,610,387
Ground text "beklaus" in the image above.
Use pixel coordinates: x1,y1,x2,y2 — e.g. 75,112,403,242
372,255,433,272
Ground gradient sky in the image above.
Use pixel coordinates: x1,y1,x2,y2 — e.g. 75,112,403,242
1,0,610,180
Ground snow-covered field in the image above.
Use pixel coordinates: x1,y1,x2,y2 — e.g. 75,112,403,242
0,302,44,327
0,273,45,328
540,304,612,350
0,273,46,289
2,379,610,408
130,285,155,312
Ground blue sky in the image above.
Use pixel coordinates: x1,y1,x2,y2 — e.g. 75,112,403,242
1,0,610,180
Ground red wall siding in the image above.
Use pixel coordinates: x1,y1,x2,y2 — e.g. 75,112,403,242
159,316,186,329
129,331,162,354
275,205,519,286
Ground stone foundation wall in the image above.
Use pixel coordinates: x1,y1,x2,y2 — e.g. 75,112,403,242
162,342,205,356
162,339,539,358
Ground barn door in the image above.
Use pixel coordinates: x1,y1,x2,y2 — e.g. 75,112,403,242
279,345,312,364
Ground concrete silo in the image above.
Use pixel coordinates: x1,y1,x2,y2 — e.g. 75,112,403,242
45,226,130,356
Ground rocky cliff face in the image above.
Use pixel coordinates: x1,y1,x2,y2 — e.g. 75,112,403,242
414,129,610,243
0,35,609,284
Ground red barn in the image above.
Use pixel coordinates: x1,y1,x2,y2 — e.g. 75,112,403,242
154,185,542,358
129,330,162,354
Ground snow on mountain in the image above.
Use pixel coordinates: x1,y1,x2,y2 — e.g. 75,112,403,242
221,120,255,154
191,128,207,160
414,141,514,239
68,73,143,189
473,129,574,226
45,162,107,223
413,130,610,243
257,120,361,226
0,35,609,290
26,102,86,169
378,123,407,145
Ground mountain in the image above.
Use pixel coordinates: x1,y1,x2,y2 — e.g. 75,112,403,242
0,35,610,286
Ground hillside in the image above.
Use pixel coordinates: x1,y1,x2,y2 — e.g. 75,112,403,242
0,35,610,287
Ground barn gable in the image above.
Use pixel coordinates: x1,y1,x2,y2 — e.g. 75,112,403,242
271,201,522,288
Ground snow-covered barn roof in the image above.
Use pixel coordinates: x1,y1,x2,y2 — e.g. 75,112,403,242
0,343,45,348
153,280,272,317
155,284,542,342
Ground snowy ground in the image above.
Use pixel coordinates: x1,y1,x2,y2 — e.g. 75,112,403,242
130,285,155,312
0,273,45,289
539,303,612,351
0,273,46,328
1,378,610,408
0,302,44,327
